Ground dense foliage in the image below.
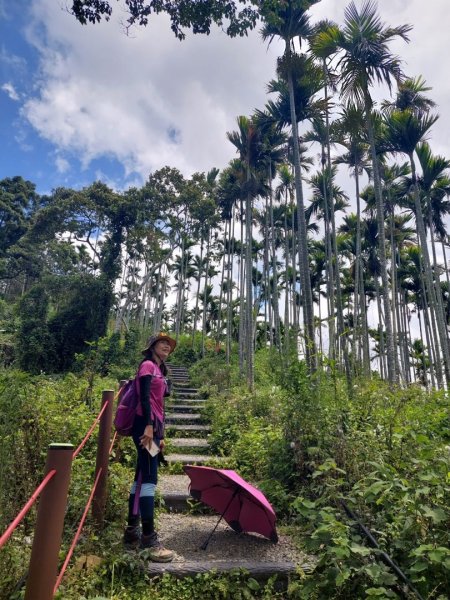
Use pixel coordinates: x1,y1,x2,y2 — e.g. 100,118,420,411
191,351,450,599
1,347,448,598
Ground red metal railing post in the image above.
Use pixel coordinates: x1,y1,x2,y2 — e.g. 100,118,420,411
24,443,73,600
92,390,114,526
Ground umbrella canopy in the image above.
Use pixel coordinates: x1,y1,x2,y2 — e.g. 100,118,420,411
183,465,278,544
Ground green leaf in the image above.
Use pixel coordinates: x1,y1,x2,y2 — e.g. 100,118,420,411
365,587,396,597
350,544,371,556
422,506,447,523
365,481,385,496
409,561,428,573
247,578,260,591
336,569,351,586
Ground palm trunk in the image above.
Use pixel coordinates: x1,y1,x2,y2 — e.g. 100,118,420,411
441,238,450,289
410,153,450,385
364,93,396,384
245,157,254,389
238,200,245,375
226,212,236,364
290,195,298,335
354,169,370,376
215,220,228,345
263,198,273,347
374,275,386,379
284,193,290,357
269,171,281,351
201,228,211,358
287,60,316,369
192,239,204,348
322,60,337,364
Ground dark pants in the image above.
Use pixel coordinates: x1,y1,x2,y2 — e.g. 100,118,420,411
127,415,159,533
131,414,158,484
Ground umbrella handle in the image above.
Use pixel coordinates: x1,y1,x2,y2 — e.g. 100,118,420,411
200,488,239,551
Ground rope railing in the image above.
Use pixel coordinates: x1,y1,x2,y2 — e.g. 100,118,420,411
109,430,118,455
72,400,110,459
0,470,57,550
53,467,103,594
0,389,120,553
0,384,122,600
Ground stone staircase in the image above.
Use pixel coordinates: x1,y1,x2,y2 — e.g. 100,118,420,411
150,364,313,587
164,364,217,470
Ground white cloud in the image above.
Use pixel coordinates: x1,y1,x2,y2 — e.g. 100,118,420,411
13,0,450,197
21,0,282,184
55,155,70,173
1,82,20,101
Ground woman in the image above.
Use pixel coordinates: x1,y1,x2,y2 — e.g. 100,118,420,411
123,332,176,562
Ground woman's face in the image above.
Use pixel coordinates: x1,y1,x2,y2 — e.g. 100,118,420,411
152,339,171,361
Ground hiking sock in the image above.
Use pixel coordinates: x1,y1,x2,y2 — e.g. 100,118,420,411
140,483,156,535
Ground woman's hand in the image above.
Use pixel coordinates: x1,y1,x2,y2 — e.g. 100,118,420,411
159,439,165,452
139,425,154,448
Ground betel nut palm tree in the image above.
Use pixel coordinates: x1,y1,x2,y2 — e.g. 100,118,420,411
381,108,450,385
333,103,372,375
314,0,412,385
260,0,322,371
227,116,268,389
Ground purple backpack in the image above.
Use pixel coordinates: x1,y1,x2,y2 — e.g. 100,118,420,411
113,378,138,436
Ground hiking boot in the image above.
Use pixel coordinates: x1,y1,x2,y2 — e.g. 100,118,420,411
123,525,140,548
140,531,174,562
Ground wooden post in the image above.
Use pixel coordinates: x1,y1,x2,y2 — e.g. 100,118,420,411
92,390,114,526
25,443,73,600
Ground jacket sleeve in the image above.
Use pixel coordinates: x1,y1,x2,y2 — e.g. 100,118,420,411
139,374,153,426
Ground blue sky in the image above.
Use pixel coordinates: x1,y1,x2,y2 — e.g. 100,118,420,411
1,0,450,197
1,1,146,192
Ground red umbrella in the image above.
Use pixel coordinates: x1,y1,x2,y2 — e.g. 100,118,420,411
183,465,278,549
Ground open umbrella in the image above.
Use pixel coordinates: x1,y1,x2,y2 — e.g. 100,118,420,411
183,465,278,550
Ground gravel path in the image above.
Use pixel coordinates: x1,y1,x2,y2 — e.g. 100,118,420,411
155,513,309,567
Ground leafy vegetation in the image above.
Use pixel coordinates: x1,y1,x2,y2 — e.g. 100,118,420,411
193,351,450,599
2,0,450,598
1,349,448,598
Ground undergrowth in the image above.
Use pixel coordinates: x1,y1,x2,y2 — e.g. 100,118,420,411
1,347,449,599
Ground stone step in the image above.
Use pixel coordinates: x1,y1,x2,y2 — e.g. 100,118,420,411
168,405,205,413
170,438,209,449
159,474,191,511
173,390,201,397
166,413,203,423
171,397,205,404
172,386,199,393
166,424,211,436
144,513,314,585
172,398,204,405
165,453,224,465
158,474,215,512
169,439,210,455
173,397,202,404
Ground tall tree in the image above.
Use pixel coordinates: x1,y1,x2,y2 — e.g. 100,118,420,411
315,0,412,384
227,116,266,388
382,109,450,384
261,0,322,369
